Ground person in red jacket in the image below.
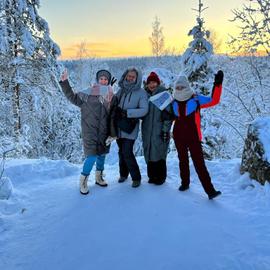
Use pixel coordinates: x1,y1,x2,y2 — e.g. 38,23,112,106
171,71,224,199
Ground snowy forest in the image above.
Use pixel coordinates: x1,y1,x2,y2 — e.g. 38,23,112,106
0,0,269,163
0,0,270,269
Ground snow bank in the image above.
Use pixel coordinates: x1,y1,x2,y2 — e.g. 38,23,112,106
4,158,79,186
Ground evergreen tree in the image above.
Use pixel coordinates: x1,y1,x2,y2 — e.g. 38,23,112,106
181,0,213,95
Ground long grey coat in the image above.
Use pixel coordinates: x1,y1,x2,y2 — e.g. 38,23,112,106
141,86,173,163
60,79,115,157
116,69,149,140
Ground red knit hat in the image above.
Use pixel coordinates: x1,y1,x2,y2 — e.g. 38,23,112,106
147,72,161,85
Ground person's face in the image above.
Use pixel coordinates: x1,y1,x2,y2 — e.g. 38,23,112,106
99,76,109,86
176,85,186,91
126,71,137,83
147,81,158,92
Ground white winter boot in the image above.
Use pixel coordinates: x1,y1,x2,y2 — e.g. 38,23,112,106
80,175,89,195
95,171,108,187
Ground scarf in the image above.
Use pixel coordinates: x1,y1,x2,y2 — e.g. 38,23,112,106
90,84,114,106
173,76,194,102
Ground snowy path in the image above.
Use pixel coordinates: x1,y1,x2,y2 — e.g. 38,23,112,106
0,155,270,270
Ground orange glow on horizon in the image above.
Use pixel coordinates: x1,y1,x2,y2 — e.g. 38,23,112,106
57,37,231,60
39,0,254,59
56,23,244,60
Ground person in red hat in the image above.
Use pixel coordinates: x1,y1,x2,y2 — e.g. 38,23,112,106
141,72,173,185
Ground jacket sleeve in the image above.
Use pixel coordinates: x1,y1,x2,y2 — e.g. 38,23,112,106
59,79,84,107
161,103,177,121
161,105,174,132
200,84,222,109
162,119,173,133
127,90,149,118
109,96,118,138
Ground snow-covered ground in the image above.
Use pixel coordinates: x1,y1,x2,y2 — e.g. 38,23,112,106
1,148,270,270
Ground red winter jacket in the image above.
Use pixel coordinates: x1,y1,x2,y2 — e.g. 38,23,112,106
172,84,223,141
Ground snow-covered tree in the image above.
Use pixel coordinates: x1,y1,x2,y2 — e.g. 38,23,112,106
149,16,165,57
0,0,61,156
0,0,61,62
228,0,270,56
74,40,92,89
181,0,214,95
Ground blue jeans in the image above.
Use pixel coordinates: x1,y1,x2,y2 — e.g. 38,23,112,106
81,155,106,176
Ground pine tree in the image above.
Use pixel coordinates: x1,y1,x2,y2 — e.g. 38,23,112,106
181,0,213,95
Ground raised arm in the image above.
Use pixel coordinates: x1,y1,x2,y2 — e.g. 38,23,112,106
59,69,83,107
200,70,224,109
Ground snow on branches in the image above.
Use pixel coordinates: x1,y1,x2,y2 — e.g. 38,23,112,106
181,0,214,95
0,0,60,62
228,0,270,56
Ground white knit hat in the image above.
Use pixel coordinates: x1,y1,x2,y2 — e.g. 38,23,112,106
173,76,194,101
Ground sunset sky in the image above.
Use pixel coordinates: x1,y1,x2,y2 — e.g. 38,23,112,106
39,0,247,59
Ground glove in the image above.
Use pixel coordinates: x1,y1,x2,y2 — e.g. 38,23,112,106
105,136,116,146
214,70,224,86
161,131,170,143
111,77,117,86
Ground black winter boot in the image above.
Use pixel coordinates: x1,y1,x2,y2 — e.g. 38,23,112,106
208,190,222,200
132,180,141,188
118,176,127,183
179,185,190,191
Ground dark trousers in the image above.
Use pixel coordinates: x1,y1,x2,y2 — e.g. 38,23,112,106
174,138,216,195
147,159,167,184
116,138,141,181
